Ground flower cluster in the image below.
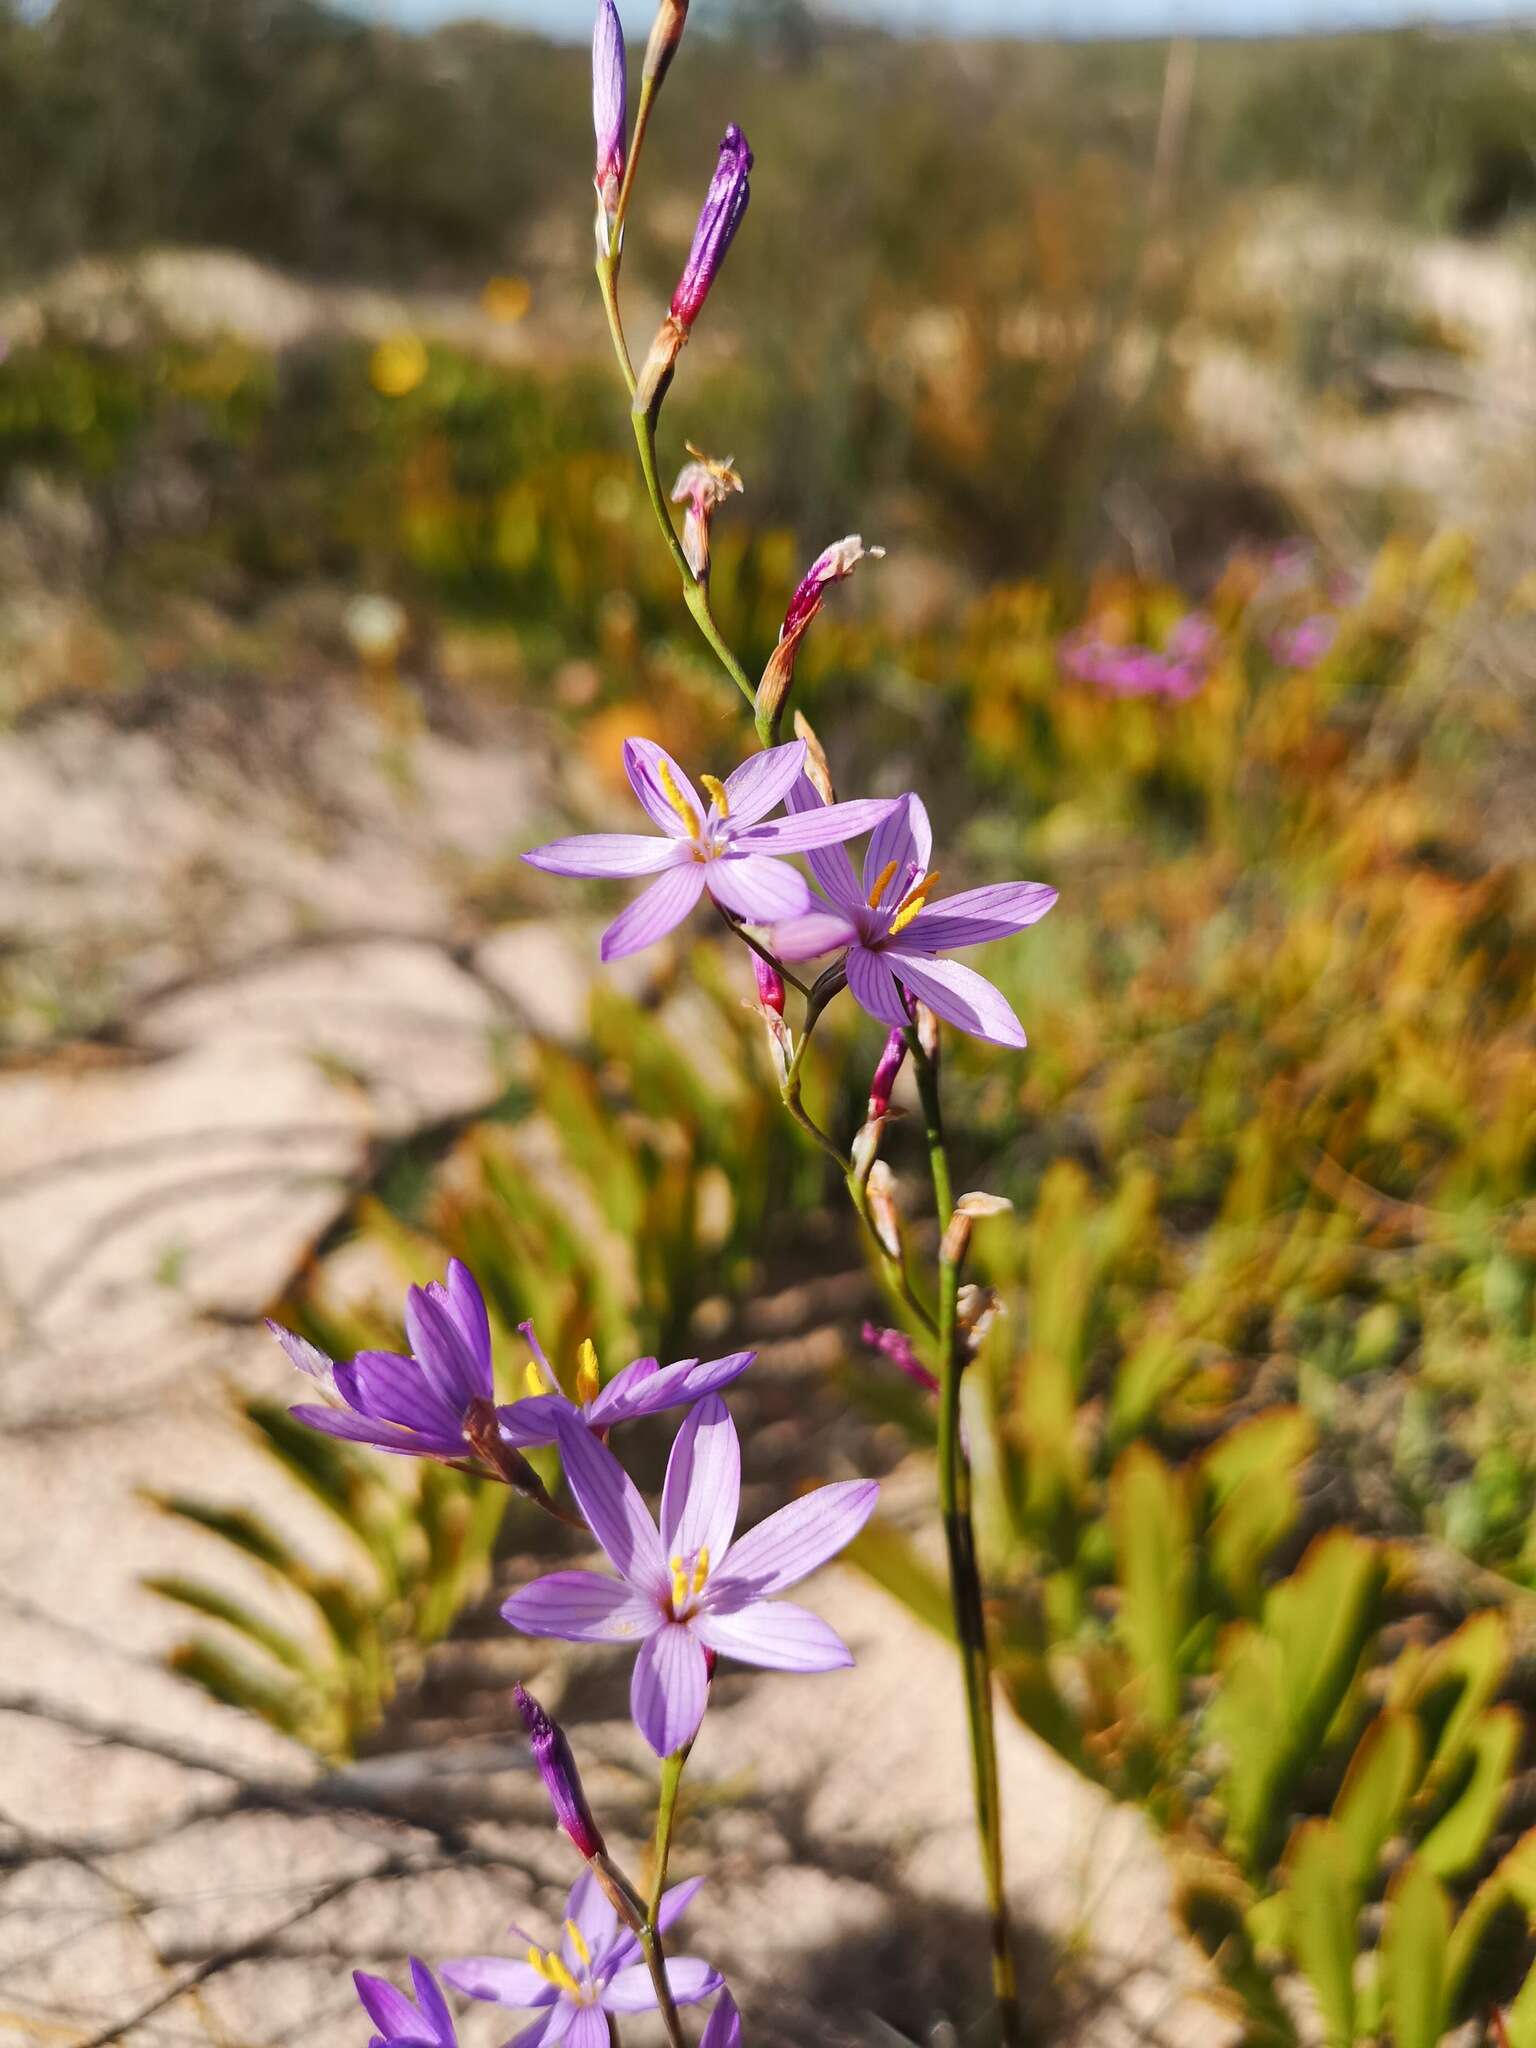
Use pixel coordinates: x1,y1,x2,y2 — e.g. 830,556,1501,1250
1059,611,1217,701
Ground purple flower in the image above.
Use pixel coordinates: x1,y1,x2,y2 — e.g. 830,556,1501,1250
444,1869,719,2047
502,1396,878,1756
354,1960,458,2048
861,1321,939,1395
274,1259,495,1464
1270,613,1337,670
671,125,752,329
522,737,896,962
702,1991,742,2048
592,0,627,250
1058,614,1216,700
767,782,1056,1049
500,1322,756,1450
514,1683,606,1862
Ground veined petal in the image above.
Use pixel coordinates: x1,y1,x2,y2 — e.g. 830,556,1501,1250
846,943,912,1026
591,1350,754,1425
785,773,861,905
562,2007,608,2048
630,1621,710,1756
341,1351,462,1435
695,1599,854,1672
900,880,1058,952
505,2019,561,2048
438,1957,552,2007
354,1972,422,2038
405,1283,482,1410
267,1320,335,1390
769,909,858,962
535,2002,577,2048
600,862,707,960
444,1259,492,1375
603,1876,707,1976
884,949,1027,1048
862,793,932,902
556,1413,670,1594
624,737,705,837
495,1391,574,1448
660,1395,740,1567
719,740,806,825
290,1404,465,1458
501,1570,661,1643
703,853,810,924
737,796,898,854
563,1870,618,1966
440,1956,555,2011
409,1959,455,2046
602,1959,723,2013
523,832,683,879
712,1479,878,1603
701,1990,742,2048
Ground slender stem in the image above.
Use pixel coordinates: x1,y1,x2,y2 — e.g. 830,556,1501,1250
596,256,637,395
909,1031,1021,2046
590,1842,687,2048
612,73,661,254
717,911,811,998
648,1749,687,1921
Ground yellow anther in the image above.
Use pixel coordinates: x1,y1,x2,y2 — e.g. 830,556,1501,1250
691,1546,711,1596
574,1338,600,1407
528,1945,551,1980
547,1955,582,1999
524,1359,546,1397
657,758,701,840
866,857,900,909
671,1559,690,1610
888,869,941,937
699,773,730,819
565,1919,591,1968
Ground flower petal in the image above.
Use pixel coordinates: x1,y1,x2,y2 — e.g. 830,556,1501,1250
341,1351,462,1434
523,833,683,879
630,1621,710,1756
562,2007,608,2048
602,1960,722,2013
719,740,805,825
701,1990,742,2048
409,1960,455,2045
556,1414,670,1595
501,1570,661,1643
695,1599,854,1672
445,1259,492,1373
405,1282,484,1409
712,1480,878,1603
785,774,861,906
624,737,705,837
703,853,810,924
354,1972,421,2038
439,1958,555,2011
845,943,912,1027
660,1395,740,1567
768,909,858,962
495,1392,575,1449
603,1876,707,1976
900,880,1058,952
884,949,1027,1048
267,1320,335,1389
862,792,932,902
290,1404,465,1458
590,1351,755,1426
737,795,898,854
507,2017,563,2048
600,863,706,961
563,1870,619,1965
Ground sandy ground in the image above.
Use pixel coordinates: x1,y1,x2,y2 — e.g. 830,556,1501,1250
0,671,1233,2047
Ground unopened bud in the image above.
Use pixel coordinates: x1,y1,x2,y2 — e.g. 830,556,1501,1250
670,125,752,330
592,0,627,256
793,710,836,803
671,445,742,582
514,1684,607,1861
752,950,786,1015
866,1160,903,1259
642,0,687,87
861,1320,939,1394
867,1026,907,1122
755,535,883,731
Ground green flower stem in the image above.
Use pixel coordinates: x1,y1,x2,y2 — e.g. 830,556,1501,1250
909,1031,1021,2047
590,1847,687,2048
596,255,637,396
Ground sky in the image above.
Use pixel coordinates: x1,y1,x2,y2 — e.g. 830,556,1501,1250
364,0,1535,34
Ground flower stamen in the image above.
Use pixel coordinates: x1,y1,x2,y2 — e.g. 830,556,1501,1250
671,1554,691,1611
866,857,900,909
699,773,730,818
657,758,701,840
527,1947,583,1998
564,1919,591,1968
888,870,941,937
691,1545,711,1596
574,1339,600,1406
524,1359,547,1397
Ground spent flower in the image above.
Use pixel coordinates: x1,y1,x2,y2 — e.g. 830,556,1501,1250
522,736,896,961
757,535,884,731
671,445,742,581
502,1396,877,1755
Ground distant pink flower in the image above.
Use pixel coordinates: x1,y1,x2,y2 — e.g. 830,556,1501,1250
1059,612,1217,701
1270,614,1337,669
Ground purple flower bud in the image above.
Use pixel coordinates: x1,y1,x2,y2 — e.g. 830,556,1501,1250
514,1683,607,1861
752,951,786,1016
867,1026,907,1121
861,1321,939,1395
671,125,753,329
756,534,883,730
592,0,627,252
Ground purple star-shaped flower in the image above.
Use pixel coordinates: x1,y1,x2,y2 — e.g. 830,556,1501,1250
522,737,897,961
443,1869,719,2048
502,1395,878,1756
353,1959,458,2048
768,779,1057,1048
499,1321,757,1450
273,1258,494,1464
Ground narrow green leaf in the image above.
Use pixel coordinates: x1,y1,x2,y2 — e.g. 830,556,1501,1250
1110,1443,1191,1728
1383,1858,1451,2048
1331,1710,1424,1897
144,1575,317,1679
1419,1705,1522,1881
1285,1819,1359,2048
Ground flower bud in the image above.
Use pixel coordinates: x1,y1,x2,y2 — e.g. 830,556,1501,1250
514,1684,607,1862
592,0,627,255
861,1320,939,1394
756,535,884,731
671,445,742,582
867,1026,907,1122
865,1160,903,1260
671,125,752,330
642,0,688,87
751,950,786,1015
